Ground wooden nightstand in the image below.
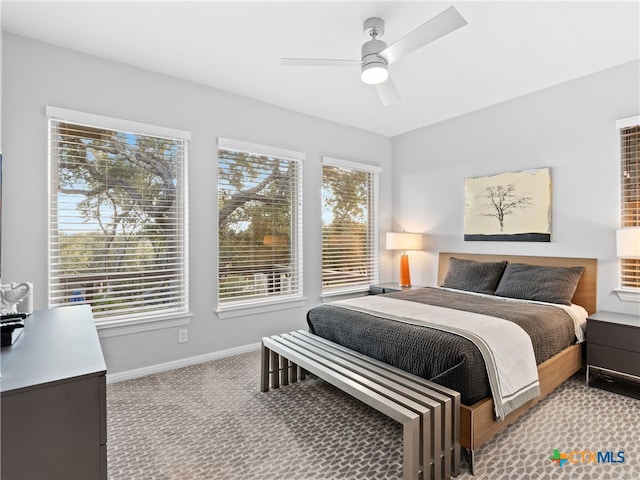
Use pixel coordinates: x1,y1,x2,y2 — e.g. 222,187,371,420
586,310,640,398
369,283,425,295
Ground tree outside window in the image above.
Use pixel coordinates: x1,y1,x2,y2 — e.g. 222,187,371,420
49,118,187,320
217,142,302,305
322,159,379,292
620,124,640,289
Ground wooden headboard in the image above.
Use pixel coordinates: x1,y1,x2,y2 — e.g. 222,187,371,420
437,252,598,314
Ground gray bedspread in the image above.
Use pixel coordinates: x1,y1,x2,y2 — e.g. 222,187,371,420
306,287,577,405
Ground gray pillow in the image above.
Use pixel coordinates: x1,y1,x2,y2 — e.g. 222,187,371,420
442,258,507,295
494,263,584,305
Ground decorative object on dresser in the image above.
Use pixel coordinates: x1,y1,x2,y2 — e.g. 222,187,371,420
386,232,424,287
586,310,640,399
1,305,107,479
0,281,33,315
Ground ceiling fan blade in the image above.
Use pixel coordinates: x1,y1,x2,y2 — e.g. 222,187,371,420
379,6,467,65
281,58,361,67
376,78,401,107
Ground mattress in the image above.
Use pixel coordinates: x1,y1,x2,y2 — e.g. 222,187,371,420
307,287,579,405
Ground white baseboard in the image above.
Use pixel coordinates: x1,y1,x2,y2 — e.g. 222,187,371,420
106,342,262,384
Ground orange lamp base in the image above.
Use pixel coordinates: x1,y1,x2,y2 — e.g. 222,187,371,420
399,253,411,287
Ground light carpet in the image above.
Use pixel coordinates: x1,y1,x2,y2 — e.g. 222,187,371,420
107,350,640,479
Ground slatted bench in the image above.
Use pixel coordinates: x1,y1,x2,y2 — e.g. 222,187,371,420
261,330,461,480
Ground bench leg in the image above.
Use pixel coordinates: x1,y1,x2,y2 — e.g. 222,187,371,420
261,344,270,392
281,357,290,386
270,350,280,389
421,412,436,480
262,344,307,392
402,417,421,480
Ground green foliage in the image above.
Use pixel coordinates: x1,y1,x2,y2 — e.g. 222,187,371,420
321,165,374,288
322,166,369,224
54,123,182,312
218,149,296,300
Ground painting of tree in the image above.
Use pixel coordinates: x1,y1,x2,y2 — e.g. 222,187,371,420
464,168,551,242
479,183,533,232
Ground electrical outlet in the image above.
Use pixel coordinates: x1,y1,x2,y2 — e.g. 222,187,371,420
178,328,188,344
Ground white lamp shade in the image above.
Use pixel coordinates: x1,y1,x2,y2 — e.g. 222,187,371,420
386,232,423,251
617,228,640,258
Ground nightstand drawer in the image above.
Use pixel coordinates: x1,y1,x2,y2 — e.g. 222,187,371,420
587,344,640,377
370,283,425,295
588,321,640,352
369,285,388,295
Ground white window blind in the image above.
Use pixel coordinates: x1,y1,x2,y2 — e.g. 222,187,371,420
322,157,379,293
48,109,188,321
217,138,303,307
620,122,640,288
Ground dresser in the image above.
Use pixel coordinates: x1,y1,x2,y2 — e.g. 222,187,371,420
1,305,107,479
586,310,640,396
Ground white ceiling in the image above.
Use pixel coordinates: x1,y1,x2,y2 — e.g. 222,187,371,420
2,1,639,137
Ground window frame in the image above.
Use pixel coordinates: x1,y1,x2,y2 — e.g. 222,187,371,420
47,106,191,327
216,137,305,317
321,156,380,296
615,114,640,302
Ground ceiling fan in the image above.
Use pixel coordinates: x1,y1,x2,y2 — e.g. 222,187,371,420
281,6,467,107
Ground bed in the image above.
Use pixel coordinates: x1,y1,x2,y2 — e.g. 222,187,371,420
307,252,597,471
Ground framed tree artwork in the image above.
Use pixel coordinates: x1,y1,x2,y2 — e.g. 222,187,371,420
464,167,551,242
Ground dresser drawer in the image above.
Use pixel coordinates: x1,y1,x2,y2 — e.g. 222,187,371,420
587,321,640,353
587,344,640,377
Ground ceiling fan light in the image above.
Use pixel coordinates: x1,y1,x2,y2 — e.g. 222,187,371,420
361,63,388,85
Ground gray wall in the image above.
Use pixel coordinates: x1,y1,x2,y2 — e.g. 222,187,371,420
3,31,638,375
1,33,393,373
391,60,640,315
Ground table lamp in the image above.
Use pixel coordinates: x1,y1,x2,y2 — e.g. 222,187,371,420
386,232,423,287
616,228,640,258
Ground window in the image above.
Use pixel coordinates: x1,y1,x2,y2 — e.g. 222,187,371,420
217,138,303,309
322,157,379,293
619,116,640,290
48,107,189,321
